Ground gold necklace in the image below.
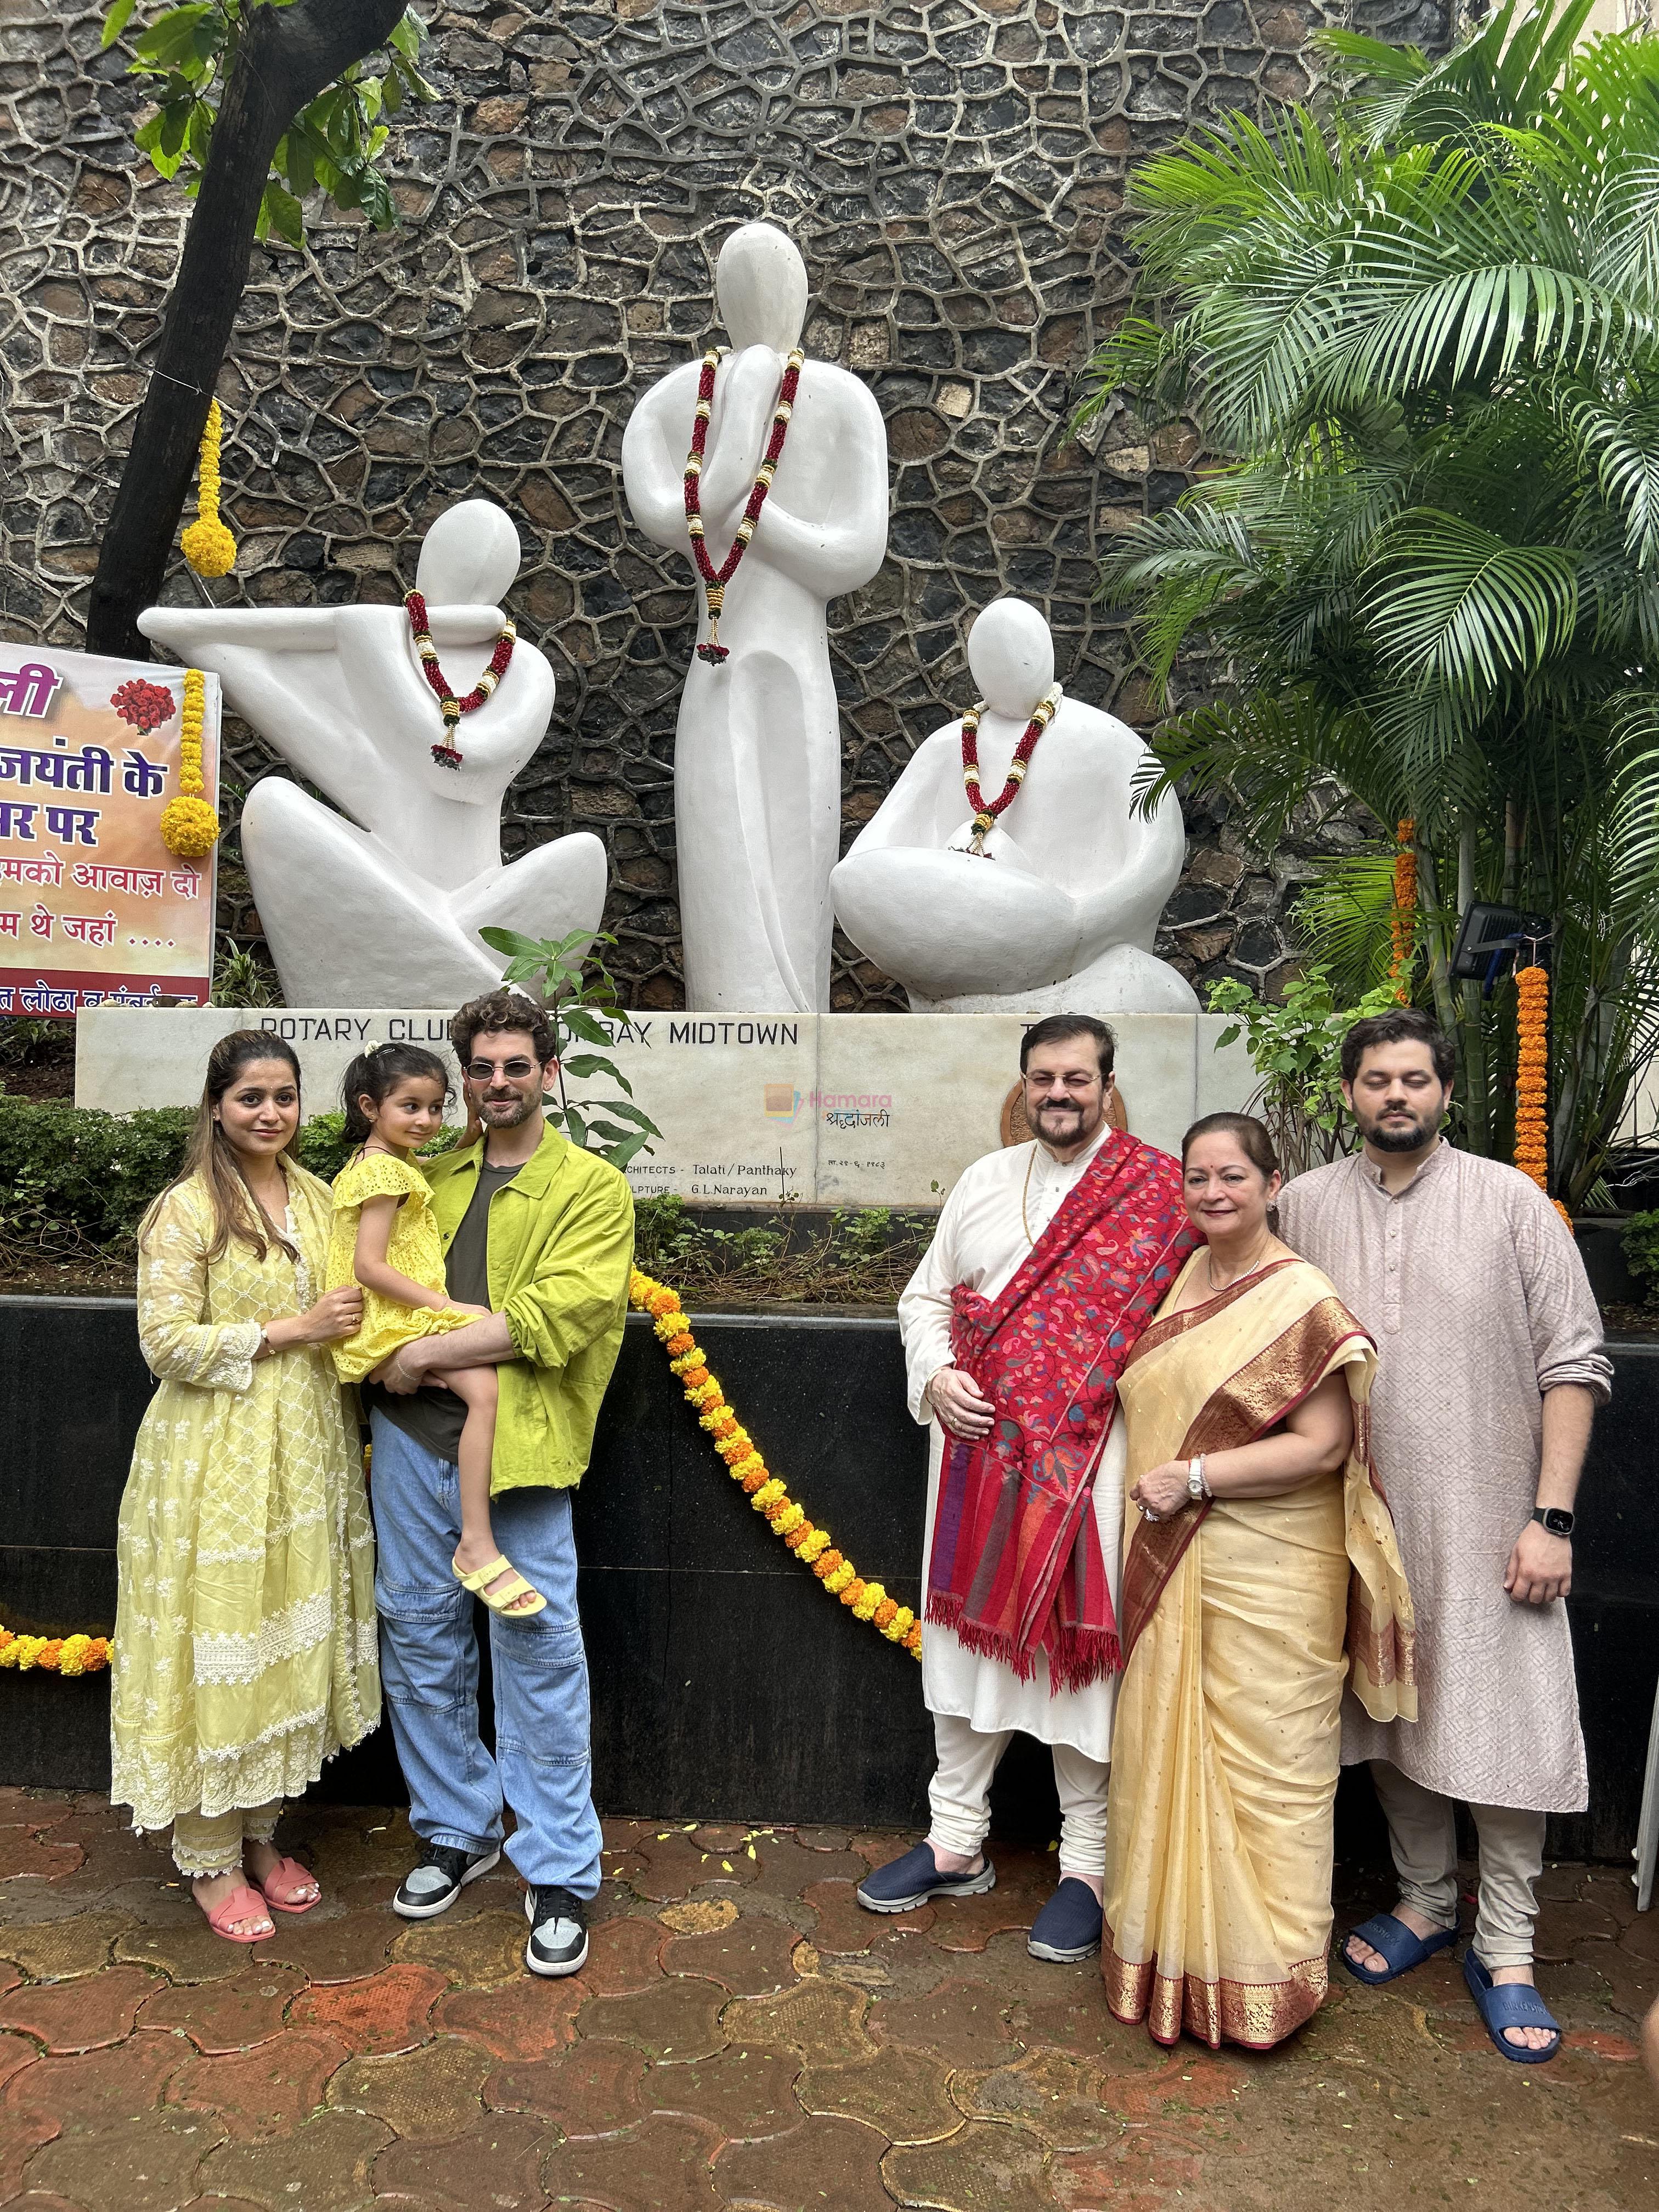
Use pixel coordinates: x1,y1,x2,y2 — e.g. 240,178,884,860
1205,1238,1274,1294
1020,1148,1039,1247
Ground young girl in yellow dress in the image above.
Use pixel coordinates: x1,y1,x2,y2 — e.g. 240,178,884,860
326,1043,544,1618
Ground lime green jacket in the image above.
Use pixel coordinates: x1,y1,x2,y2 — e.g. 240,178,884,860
426,1122,634,1494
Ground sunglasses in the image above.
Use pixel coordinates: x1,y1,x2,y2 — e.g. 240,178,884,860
466,1059,539,1081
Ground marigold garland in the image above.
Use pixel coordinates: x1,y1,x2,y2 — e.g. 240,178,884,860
1514,963,1572,1228
682,343,804,663
630,1266,922,1659
1389,819,1417,1003
159,667,220,859
0,1624,111,1675
180,399,238,579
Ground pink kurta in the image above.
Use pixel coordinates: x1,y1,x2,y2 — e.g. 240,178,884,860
1278,1143,1611,1813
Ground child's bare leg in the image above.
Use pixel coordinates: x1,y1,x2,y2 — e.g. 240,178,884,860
447,1367,538,1614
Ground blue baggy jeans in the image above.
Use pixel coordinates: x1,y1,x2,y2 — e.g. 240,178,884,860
368,1409,602,1897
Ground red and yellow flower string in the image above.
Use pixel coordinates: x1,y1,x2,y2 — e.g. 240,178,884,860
0,1623,110,1675
1389,818,1417,1002
631,1267,922,1659
1514,963,1571,1227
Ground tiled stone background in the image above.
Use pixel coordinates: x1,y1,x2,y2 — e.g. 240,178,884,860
1,0,1444,1009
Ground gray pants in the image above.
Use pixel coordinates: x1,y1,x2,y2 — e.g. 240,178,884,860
1370,1760,1547,1971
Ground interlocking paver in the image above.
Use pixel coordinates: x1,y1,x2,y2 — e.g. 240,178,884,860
138,1962,308,2054
246,1903,397,1987
390,1908,528,1988
578,1973,727,2062
661,1912,802,1994
484,2036,648,2134
649,2043,803,2139
115,1918,253,1985
921,1852,1058,1954
198,2107,392,2210
659,1899,738,1936
747,1836,870,1900
0,1832,83,1886
3,2035,180,2125
883,2118,1053,2212
0,2107,61,2201
719,1978,873,2065
0,2029,37,2095
0,1914,132,1984
870,1977,1018,2070
432,1975,583,2063
631,1831,762,1900
956,2049,1120,2148
167,2029,352,2140
714,2111,890,2207
289,1964,447,2057
327,2036,491,2142
797,2045,961,2145
540,2112,723,2211
802,1879,934,1953
0,1965,154,2052
370,2112,551,2210
22,2108,221,2212
578,1911,666,1993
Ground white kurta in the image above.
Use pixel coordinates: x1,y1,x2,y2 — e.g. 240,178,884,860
896,1125,1124,1762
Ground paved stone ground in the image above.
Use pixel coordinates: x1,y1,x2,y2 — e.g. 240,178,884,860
1,1789,1654,2212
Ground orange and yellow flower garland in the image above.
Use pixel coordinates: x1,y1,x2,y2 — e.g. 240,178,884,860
1389,819,1417,1003
1514,963,1571,1227
630,1267,922,1660
0,1623,110,1675
159,667,221,860
180,398,237,580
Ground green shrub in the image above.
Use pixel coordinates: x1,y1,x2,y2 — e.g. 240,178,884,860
1622,1210,1659,1306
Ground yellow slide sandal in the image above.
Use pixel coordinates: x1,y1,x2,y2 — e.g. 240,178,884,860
452,1554,547,1618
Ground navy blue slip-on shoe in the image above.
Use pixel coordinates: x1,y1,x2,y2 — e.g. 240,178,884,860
856,1839,997,1914
1027,1876,1103,1962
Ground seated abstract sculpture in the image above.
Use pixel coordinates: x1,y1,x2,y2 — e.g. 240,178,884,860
831,597,1199,1015
622,220,888,1014
138,501,606,1008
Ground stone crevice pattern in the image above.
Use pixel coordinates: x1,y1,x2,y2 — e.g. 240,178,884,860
2,0,1447,1008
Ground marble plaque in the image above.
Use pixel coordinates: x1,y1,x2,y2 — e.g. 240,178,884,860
74,1007,1255,1206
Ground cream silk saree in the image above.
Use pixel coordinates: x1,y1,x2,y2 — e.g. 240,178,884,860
1101,1254,1415,2051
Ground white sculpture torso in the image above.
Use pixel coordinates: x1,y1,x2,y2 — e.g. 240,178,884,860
830,597,1199,1017
137,501,606,1007
622,223,889,1015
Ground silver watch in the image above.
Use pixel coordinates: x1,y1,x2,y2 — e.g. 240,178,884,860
1187,1456,1210,1500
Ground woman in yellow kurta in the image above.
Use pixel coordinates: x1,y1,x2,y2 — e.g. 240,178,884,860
1102,1113,1414,2051
111,1031,381,1944
326,1042,543,1618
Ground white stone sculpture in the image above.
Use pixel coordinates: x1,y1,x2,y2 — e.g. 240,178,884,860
138,501,606,1008
830,597,1199,1017
621,220,889,1015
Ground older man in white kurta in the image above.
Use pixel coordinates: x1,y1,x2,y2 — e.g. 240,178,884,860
860,1017,1192,1965
1278,1009,1609,2061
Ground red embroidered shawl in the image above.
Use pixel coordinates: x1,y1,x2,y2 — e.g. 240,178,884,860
925,1130,1195,1692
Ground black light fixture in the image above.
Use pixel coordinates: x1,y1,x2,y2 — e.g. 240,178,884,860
1449,902,1552,992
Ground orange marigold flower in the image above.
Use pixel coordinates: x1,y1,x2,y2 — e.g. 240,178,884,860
839,1578,865,1609
902,1622,923,1652
872,1598,898,1630
814,1550,843,1580
740,1467,770,1493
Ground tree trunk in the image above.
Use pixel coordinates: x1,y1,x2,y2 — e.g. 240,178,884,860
85,0,408,660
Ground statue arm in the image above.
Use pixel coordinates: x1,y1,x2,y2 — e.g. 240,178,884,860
1070,776,1189,960
622,369,700,550
139,605,343,655
752,377,889,599
845,730,960,853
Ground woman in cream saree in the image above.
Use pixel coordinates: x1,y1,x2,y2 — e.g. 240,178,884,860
1102,1114,1414,2051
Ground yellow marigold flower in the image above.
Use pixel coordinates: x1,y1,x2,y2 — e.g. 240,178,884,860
883,1606,915,1641
182,515,237,578
823,1561,855,1594
160,792,221,859
752,1478,786,1512
851,1581,884,1621
797,1528,830,1561
15,1635,48,1670
58,1634,91,1677
0,1634,17,1667
772,1502,805,1535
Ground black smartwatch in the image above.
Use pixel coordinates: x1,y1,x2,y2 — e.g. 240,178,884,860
1532,1507,1576,1538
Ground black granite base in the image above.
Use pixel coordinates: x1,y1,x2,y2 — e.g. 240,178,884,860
3,1296,1656,1862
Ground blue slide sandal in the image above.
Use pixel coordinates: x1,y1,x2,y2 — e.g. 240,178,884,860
1463,1950,1562,2063
1341,1911,1459,1986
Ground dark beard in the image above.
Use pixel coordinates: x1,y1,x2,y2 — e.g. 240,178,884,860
1364,1117,1435,1153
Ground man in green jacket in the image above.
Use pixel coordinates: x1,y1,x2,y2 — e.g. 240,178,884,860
365,987,634,1978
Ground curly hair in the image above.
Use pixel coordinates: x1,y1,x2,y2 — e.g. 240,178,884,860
449,986,557,1069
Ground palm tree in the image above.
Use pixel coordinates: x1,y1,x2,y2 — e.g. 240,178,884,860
1079,0,1659,1207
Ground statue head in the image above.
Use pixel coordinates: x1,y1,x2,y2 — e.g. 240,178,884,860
716,222,809,353
415,500,521,606
967,597,1055,717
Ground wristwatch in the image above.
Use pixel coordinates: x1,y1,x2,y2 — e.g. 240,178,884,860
1188,1456,1210,1502
1532,1506,1576,1538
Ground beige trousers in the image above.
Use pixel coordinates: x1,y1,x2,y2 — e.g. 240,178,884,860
171,1799,281,1877
1370,1760,1547,1971
927,1712,1110,1880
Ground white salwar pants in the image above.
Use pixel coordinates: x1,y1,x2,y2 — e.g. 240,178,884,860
928,1713,1110,1880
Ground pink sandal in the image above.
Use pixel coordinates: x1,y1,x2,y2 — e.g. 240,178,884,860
251,1854,321,1914
196,1880,276,1944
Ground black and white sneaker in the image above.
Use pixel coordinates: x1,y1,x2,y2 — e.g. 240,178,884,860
392,1843,501,1920
524,1884,589,1977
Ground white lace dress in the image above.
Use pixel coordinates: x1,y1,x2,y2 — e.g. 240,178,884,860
110,1166,380,1831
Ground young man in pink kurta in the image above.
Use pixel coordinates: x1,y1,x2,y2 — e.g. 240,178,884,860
1278,1009,1610,2061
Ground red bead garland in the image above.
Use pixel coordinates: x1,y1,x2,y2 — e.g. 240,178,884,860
682,345,805,664
960,685,1062,855
404,591,517,769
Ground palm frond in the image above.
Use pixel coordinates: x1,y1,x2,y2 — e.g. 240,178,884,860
1364,512,1581,697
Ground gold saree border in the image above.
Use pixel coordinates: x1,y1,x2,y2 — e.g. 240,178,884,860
1121,1256,1304,1372
1118,1295,1371,1666
1103,1931,1330,2052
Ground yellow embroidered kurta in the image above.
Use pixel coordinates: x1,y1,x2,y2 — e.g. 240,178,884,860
325,1149,473,1385
110,1167,380,1833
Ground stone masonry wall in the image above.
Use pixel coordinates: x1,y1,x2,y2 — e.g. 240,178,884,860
2,0,1446,1009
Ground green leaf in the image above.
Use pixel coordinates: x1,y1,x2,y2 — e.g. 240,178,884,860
132,4,217,72
563,1106,589,1149
559,1009,616,1047
604,1131,654,1169
101,0,138,48
479,926,553,960
260,178,304,246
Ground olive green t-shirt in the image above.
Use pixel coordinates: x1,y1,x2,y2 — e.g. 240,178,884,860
362,1158,521,1464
